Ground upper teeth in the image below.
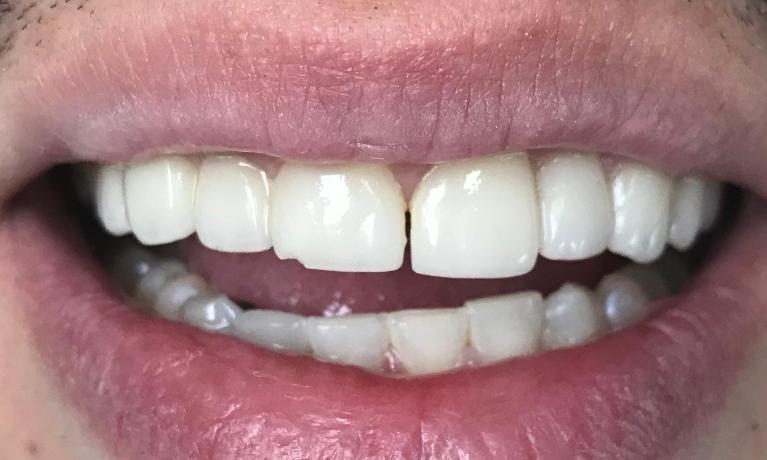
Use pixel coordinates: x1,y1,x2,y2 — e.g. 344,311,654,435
87,151,722,278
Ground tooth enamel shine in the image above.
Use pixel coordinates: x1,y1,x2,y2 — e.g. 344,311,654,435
270,163,407,272
410,153,539,279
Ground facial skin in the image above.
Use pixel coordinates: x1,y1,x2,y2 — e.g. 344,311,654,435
0,1,766,459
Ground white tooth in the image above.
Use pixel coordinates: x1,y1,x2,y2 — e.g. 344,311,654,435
596,272,653,331
701,180,723,231
303,314,389,370
668,176,705,251
387,309,468,375
234,310,311,354
180,295,241,332
153,274,209,320
94,165,131,236
410,153,539,278
134,260,187,304
464,291,544,363
537,153,612,260
194,156,271,252
270,163,406,272
124,156,198,245
542,283,606,350
608,162,673,263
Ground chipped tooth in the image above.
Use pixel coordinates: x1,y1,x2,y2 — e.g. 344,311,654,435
303,314,389,370
194,156,271,252
701,180,723,231
537,153,612,260
270,163,406,272
124,156,198,245
180,295,241,332
608,162,673,263
234,310,311,354
410,153,539,278
153,274,209,320
387,308,468,375
133,260,187,304
94,165,131,236
596,272,653,331
542,283,606,350
669,176,706,251
465,291,544,363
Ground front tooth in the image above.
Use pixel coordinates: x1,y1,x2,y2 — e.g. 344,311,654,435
387,309,468,375
270,163,406,272
153,274,209,320
234,310,311,354
464,291,544,363
194,156,271,252
536,153,612,260
410,153,539,278
94,165,131,236
668,176,705,251
542,283,607,350
303,315,389,370
124,156,198,245
608,162,673,263
180,295,241,332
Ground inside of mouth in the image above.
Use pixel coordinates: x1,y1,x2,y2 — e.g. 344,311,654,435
60,149,732,378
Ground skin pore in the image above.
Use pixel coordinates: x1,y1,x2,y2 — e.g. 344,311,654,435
0,1,766,458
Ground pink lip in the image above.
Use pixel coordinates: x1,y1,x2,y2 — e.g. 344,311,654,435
3,0,767,194
4,183,766,458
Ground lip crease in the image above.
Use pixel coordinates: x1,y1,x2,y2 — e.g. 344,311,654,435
2,0,766,196
4,182,766,459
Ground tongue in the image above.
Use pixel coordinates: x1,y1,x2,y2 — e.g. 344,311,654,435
182,238,621,316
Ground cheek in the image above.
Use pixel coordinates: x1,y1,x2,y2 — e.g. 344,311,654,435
680,330,767,459
0,273,109,459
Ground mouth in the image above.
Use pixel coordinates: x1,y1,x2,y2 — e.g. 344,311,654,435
2,0,767,458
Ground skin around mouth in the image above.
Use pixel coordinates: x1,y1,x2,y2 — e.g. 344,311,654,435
0,0,767,458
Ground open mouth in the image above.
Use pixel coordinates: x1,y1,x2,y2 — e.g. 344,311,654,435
2,0,767,458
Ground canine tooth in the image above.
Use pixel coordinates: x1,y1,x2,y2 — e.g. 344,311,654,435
194,156,271,252
124,156,198,245
597,272,653,331
270,163,406,272
465,291,544,363
608,162,673,263
180,295,241,332
410,153,539,278
94,165,131,236
153,274,209,320
134,260,187,304
701,180,723,231
234,310,311,354
304,315,389,370
668,176,705,250
537,153,612,260
542,283,606,350
388,309,468,375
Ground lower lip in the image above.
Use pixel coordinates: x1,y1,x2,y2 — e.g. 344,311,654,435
3,183,766,459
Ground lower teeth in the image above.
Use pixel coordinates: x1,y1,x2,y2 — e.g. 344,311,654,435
109,243,687,377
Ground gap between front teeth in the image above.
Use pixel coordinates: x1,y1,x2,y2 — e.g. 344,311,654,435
111,245,688,377
87,151,722,279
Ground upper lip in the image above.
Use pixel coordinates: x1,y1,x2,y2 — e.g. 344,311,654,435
1,0,766,199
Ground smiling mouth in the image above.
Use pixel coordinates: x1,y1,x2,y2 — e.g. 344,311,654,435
78,150,724,376
2,0,767,457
